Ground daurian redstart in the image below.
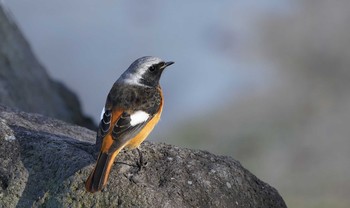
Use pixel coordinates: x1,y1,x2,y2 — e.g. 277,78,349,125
85,56,174,193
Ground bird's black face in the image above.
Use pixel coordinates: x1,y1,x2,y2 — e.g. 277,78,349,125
140,61,174,87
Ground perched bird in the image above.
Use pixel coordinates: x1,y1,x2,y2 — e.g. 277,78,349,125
85,56,174,193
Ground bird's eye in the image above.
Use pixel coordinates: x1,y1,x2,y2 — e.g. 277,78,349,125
149,65,156,72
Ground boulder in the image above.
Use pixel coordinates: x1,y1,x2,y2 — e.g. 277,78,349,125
0,3,95,129
0,105,286,208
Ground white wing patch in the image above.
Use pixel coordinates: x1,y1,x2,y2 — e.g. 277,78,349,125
130,111,150,126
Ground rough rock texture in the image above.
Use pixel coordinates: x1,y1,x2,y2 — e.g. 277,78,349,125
0,105,287,208
0,4,95,129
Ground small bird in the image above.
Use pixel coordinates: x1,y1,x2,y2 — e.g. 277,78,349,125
85,56,174,193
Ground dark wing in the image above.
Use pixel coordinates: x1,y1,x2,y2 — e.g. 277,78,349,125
95,107,112,152
87,109,153,191
107,111,153,153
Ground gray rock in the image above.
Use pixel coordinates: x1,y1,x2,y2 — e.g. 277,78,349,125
0,4,95,129
0,105,286,208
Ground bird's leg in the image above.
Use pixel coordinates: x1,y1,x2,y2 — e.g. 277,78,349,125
115,148,146,171
115,161,138,167
136,147,144,171
115,148,138,167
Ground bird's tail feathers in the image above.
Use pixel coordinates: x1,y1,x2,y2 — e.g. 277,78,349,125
85,149,121,193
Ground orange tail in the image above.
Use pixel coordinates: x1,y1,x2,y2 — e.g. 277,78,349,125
85,149,121,193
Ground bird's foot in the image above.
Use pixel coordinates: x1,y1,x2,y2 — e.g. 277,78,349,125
136,148,147,171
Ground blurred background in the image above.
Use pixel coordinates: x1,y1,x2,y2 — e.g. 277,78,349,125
4,0,350,207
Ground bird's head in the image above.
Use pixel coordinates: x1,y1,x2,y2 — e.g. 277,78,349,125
120,56,174,87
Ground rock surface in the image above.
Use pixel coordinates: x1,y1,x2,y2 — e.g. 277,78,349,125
0,105,287,208
0,4,95,129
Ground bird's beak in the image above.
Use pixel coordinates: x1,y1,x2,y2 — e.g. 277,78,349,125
164,61,175,68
